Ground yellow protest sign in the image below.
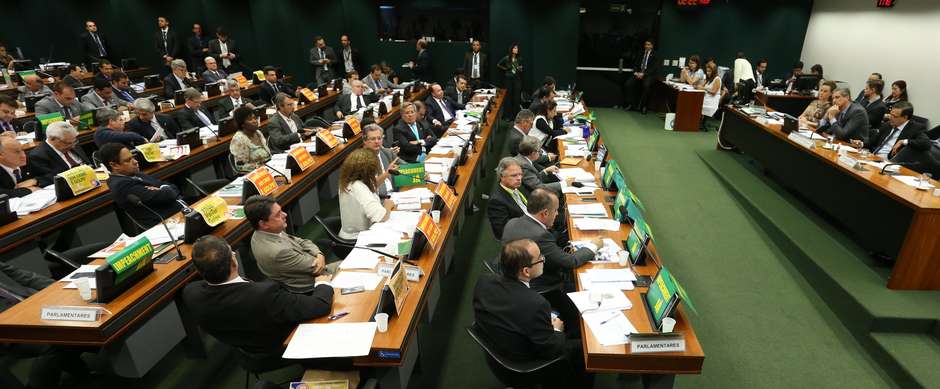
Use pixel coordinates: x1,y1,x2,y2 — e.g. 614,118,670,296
192,195,229,227
135,143,164,163
345,116,361,136
246,167,278,196
57,165,98,196
415,212,442,248
289,146,314,171
317,129,341,149
434,182,457,211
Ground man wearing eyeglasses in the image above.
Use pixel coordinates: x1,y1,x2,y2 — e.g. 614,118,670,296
28,121,91,186
472,239,591,387
362,124,399,198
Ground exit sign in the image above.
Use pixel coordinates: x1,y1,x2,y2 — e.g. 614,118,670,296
677,0,711,6
877,0,896,7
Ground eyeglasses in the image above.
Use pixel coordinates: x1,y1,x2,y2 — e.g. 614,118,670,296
524,255,546,268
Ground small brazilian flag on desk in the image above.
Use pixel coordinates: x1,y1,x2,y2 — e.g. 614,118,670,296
37,112,64,130
393,162,425,188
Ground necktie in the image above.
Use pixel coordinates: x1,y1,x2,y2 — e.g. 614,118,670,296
62,105,72,119
837,111,845,124
13,168,21,182
320,49,326,70
162,31,168,51
93,33,106,56
118,89,131,102
642,51,649,70
410,123,420,140
214,71,219,79
458,91,463,104
196,109,212,126
63,151,79,167
272,82,279,94
512,189,527,209
473,53,480,78
879,128,899,152
2,121,12,132
358,95,365,110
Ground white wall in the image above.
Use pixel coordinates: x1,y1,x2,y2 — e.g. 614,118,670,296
801,0,940,123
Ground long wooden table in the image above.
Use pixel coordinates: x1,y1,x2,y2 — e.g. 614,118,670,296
559,102,704,388
0,88,433,348
720,106,940,290
0,80,330,256
755,90,815,117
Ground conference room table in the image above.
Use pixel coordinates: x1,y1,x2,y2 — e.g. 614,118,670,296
647,80,704,132
0,67,153,97
0,87,434,379
720,106,940,290
755,90,815,117
0,76,323,257
557,103,704,388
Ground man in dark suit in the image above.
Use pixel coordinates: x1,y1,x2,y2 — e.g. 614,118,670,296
508,109,554,166
259,66,296,105
891,135,940,179
309,36,337,85
472,239,589,387
393,102,436,163
214,80,257,120
754,59,769,90
0,96,20,133
208,28,239,72
363,64,392,95
265,93,315,153
463,40,487,90
363,124,400,198
163,59,195,99
501,189,600,292
623,39,658,114
201,57,228,83
110,71,137,104
188,23,211,73
818,87,870,143
80,79,129,110
855,101,926,160
407,39,432,82
92,60,114,85
93,108,147,147
175,88,217,130
487,157,530,239
338,35,363,77
79,20,112,66
854,72,882,103
444,76,472,110
126,98,180,142
183,235,334,355
425,83,457,134
515,136,562,195
858,79,888,130
334,80,373,119
99,142,182,229
0,134,40,198
27,122,90,187
155,16,182,73
62,65,85,89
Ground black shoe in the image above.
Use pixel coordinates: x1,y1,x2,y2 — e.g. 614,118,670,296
640,107,647,115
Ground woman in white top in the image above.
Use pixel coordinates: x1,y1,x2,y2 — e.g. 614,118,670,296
699,61,722,118
338,148,395,240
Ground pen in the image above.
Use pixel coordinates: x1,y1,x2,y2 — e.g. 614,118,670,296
328,311,349,320
600,312,620,325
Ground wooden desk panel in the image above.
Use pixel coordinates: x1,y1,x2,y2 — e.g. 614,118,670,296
755,91,816,117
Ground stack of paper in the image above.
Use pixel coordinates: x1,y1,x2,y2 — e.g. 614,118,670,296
579,268,636,291
560,181,598,195
391,187,433,203
370,211,422,234
893,175,935,190
569,203,608,218
557,168,595,182
573,218,620,231
582,310,637,346
290,142,317,153
9,188,57,215
330,271,384,290
283,323,377,359
61,264,100,289
15,132,36,144
217,177,245,198
567,288,633,313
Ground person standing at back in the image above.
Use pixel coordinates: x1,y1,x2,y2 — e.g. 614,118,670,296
497,44,524,120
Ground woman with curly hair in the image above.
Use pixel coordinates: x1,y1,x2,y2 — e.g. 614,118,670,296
338,148,395,240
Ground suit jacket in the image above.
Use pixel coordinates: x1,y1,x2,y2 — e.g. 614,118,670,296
501,215,593,291
108,172,182,228
859,97,888,130
363,74,392,93
818,102,870,142
34,95,86,118
309,46,337,80
63,74,84,89
754,70,769,88
79,31,112,65
444,86,470,110
634,49,658,77
337,46,363,76
125,114,180,141
112,86,137,104
175,106,217,130
376,147,397,198
393,119,436,163
251,230,324,294
208,39,239,69
891,141,940,179
413,50,432,82
93,72,111,86
93,127,147,147
507,127,527,157
201,68,228,83
264,112,305,153
187,35,210,67
463,51,488,81
27,142,91,187
514,155,561,195
182,279,333,355
17,85,52,103
0,261,53,313
487,184,530,240
80,90,128,110
259,80,295,105
155,28,182,59
214,95,257,120
864,120,927,155
335,93,373,116
472,273,566,361
0,164,34,198
163,74,194,99
425,95,457,129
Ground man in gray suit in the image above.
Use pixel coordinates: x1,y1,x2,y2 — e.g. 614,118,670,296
515,135,562,195
34,82,87,125
201,56,228,83
501,188,600,293
245,195,335,294
16,75,52,102
363,64,392,95
817,87,870,143
508,109,554,167
363,124,400,198
81,79,129,110
309,35,337,86
264,93,316,153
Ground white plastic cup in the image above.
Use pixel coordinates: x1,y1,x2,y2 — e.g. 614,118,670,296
933,188,940,197
75,278,92,301
661,317,676,333
431,210,441,224
375,313,389,333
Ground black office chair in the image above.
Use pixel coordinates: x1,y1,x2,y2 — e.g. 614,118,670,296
925,124,940,140
466,323,566,389
482,255,500,275
234,348,299,389
43,241,109,279
112,203,143,236
304,115,332,129
90,150,102,168
313,214,354,259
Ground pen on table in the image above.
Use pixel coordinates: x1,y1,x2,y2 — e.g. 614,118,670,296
328,311,349,320
600,312,621,325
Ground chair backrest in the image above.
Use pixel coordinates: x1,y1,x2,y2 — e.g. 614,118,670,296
927,124,940,141
226,152,240,179
313,214,354,245
112,203,141,236
465,323,564,374
304,115,331,129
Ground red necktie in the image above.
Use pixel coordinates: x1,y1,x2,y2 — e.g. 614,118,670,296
64,152,79,168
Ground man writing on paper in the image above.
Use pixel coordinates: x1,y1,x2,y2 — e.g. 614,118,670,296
473,239,591,387
183,235,334,355
335,79,374,119
362,124,399,198
125,98,180,143
246,195,337,294
27,121,91,187
99,142,184,229
0,133,40,197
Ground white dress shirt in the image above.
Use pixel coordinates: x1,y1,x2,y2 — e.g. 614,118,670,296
875,120,908,159
278,111,298,133
471,52,481,78
434,97,453,121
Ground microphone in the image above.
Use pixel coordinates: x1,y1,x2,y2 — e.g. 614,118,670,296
185,178,210,197
264,163,292,184
880,161,921,175
127,194,186,261
331,241,419,266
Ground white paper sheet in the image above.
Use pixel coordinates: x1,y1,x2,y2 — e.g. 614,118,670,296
573,218,621,231
567,288,633,313
893,175,935,190
568,203,608,218
330,271,384,290
282,323,377,359
61,265,100,289
582,310,637,346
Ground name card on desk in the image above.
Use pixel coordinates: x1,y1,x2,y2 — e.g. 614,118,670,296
787,132,816,150
344,116,362,137
316,129,341,149
630,333,686,354
57,165,99,196
192,195,229,227
433,182,458,211
837,155,865,171
415,212,442,248
288,146,315,171
40,306,105,322
299,88,317,103
246,168,278,196
135,143,164,163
